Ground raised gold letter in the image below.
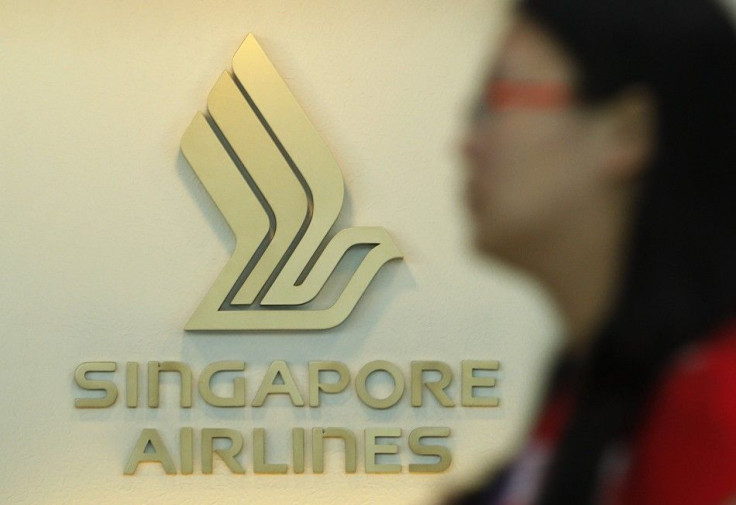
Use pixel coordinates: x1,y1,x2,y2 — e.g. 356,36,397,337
124,428,176,475
355,361,405,409
74,362,117,408
312,428,357,473
461,360,500,407
180,427,194,475
198,361,246,407
308,361,350,407
411,361,455,407
408,427,451,473
147,361,193,408
253,428,288,474
126,362,138,408
251,361,304,407
293,428,306,474
365,428,402,473
201,428,245,474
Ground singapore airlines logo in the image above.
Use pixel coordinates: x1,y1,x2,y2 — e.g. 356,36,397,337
181,35,402,331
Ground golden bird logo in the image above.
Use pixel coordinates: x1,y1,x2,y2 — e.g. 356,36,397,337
181,35,402,330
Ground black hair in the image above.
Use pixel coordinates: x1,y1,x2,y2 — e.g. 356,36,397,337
513,0,736,503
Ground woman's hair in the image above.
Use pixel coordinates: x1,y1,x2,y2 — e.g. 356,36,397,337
513,0,736,502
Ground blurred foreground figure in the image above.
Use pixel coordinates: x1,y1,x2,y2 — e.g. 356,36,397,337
456,0,736,503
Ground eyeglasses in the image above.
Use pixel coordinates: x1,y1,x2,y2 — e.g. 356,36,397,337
470,80,573,123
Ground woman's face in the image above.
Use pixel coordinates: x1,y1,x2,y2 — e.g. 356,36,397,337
462,18,613,267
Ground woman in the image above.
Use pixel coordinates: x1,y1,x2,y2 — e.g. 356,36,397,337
458,0,736,503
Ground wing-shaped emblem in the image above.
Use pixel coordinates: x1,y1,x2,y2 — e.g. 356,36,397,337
181,34,402,330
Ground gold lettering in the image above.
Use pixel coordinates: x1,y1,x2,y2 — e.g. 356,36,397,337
180,427,194,475
411,361,455,407
292,428,306,474
126,362,138,408
355,361,405,409
201,428,245,474
198,361,246,407
253,428,288,474
74,362,118,408
124,428,176,475
251,361,304,407
364,427,402,473
147,361,193,408
408,427,451,472
461,360,500,407
312,428,357,473
308,361,350,407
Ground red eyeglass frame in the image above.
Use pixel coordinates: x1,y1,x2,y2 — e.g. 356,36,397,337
484,80,574,110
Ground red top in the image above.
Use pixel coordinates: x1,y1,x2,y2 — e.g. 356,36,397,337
619,320,736,505
489,320,736,505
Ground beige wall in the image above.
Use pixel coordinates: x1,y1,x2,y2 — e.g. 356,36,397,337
0,1,560,504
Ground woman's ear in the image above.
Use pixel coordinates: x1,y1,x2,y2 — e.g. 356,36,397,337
600,85,657,183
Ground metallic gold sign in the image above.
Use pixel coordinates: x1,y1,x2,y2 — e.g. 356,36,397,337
181,35,402,330
74,359,500,474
